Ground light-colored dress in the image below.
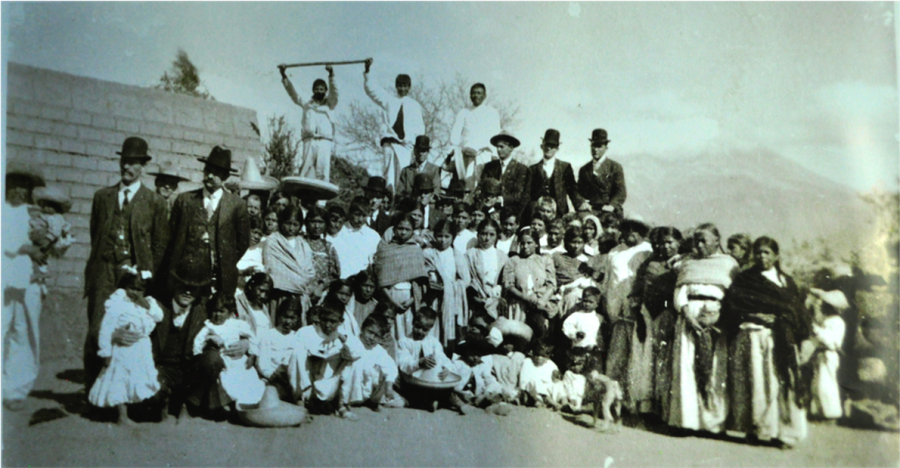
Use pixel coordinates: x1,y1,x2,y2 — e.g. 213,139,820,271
424,247,471,346
466,246,509,319
88,290,163,407
340,343,399,406
808,315,845,419
256,327,298,379
502,254,556,323
287,324,363,402
193,318,266,405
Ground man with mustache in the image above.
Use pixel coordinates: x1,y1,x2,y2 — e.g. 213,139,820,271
83,137,170,395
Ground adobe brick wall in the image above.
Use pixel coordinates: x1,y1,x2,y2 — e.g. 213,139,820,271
4,62,263,360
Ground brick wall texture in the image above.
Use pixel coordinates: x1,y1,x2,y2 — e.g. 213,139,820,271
4,62,263,360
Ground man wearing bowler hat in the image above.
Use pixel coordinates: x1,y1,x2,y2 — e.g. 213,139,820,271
397,135,440,199
577,128,626,214
166,146,250,301
528,129,584,218
83,137,170,394
363,176,392,235
481,130,531,217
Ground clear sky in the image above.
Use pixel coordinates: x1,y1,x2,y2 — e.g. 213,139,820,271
3,2,897,191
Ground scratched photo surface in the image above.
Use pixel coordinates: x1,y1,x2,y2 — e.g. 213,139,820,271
2,2,898,467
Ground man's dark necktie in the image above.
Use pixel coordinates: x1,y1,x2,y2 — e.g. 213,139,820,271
393,104,405,140
122,188,130,208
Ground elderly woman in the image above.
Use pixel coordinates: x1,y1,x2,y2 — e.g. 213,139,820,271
722,236,809,447
664,223,740,434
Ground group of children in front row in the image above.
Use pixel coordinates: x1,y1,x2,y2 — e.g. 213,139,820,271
87,200,846,436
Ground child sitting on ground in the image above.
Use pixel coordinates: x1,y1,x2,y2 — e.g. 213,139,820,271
257,297,302,400
88,266,164,426
193,294,266,406
340,314,404,418
518,340,560,407
320,279,361,337
549,346,592,412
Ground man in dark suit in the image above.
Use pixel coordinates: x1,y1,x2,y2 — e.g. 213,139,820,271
481,130,531,217
364,176,392,235
577,128,626,214
167,146,250,299
396,135,441,199
528,129,584,218
83,137,170,393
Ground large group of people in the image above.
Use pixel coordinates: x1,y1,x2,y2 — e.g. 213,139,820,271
1,63,856,449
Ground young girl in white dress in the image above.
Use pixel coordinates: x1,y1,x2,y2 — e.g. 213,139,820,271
88,266,164,425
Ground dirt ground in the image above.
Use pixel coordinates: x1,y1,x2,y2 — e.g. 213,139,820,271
3,357,898,467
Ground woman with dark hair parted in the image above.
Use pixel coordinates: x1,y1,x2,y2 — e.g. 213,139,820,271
722,236,810,447
665,223,740,434
263,205,317,323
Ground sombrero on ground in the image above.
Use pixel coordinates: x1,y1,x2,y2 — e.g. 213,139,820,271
236,386,309,428
280,176,340,201
401,368,462,390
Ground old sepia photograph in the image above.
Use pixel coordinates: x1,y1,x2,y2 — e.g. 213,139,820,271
1,2,898,466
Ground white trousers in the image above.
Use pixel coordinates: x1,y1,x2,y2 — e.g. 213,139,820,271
2,284,42,401
297,138,334,181
382,142,413,191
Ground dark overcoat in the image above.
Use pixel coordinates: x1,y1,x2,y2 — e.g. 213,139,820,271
528,159,583,217
480,158,531,217
577,158,626,210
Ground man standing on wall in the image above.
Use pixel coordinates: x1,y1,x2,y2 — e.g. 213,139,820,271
363,58,424,192
449,82,501,193
83,137,170,393
279,65,338,181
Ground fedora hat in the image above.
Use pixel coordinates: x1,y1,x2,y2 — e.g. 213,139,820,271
147,160,190,183
364,176,390,195
412,173,435,193
33,186,72,213
238,157,278,191
541,129,561,147
414,135,431,151
117,137,152,162
490,130,520,148
197,146,239,175
589,128,610,145
479,178,502,197
6,160,46,188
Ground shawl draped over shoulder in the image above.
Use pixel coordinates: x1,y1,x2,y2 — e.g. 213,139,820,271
263,232,317,294
374,240,427,288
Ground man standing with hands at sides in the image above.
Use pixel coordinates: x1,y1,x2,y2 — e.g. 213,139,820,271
83,137,170,395
397,135,441,199
449,83,501,189
577,128,626,215
279,64,338,181
167,146,250,301
480,130,531,218
363,58,424,192
528,129,585,218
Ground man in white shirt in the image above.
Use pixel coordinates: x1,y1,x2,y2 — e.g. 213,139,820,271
448,83,501,192
280,65,338,181
330,197,382,279
363,58,424,192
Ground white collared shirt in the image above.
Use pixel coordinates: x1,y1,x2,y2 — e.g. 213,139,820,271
172,300,191,329
118,180,142,209
542,158,555,179
202,187,224,219
499,158,511,177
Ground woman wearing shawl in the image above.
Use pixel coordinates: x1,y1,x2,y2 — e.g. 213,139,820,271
665,223,740,433
263,206,316,324
373,213,428,340
722,236,809,447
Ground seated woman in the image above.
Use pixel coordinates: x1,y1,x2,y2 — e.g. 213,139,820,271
723,236,809,447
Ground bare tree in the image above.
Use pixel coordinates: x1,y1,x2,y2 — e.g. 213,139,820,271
336,73,520,171
262,115,300,179
155,49,214,100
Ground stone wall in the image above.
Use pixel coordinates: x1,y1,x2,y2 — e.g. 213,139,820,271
4,62,263,360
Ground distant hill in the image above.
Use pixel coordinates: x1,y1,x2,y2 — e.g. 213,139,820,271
615,149,877,252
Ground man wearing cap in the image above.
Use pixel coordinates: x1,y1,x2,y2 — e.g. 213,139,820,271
481,130,531,217
279,65,338,181
83,137,170,393
363,58,424,191
2,162,47,410
528,129,584,218
577,129,626,213
363,176,392,235
148,160,190,219
166,146,250,300
450,83,501,172
397,135,440,199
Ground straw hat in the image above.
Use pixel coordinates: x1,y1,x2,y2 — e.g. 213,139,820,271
490,317,533,343
236,386,309,427
147,160,189,182
280,176,340,201
401,369,462,390
33,186,72,213
239,157,278,191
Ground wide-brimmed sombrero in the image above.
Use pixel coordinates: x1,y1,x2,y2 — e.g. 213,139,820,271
236,386,309,428
401,368,462,390
280,176,340,201
239,157,278,191
490,317,534,343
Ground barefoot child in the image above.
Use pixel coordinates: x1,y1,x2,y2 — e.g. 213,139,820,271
257,297,302,400
340,314,404,418
193,295,266,406
518,341,560,407
88,266,164,425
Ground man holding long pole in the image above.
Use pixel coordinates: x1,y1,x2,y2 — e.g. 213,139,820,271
279,64,338,181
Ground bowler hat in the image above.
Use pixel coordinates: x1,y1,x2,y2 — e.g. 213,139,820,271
117,137,153,162
364,176,390,195
589,128,611,145
414,135,431,151
147,160,190,183
6,160,46,188
412,173,435,193
541,129,561,147
33,186,72,213
490,130,520,148
197,146,239,174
